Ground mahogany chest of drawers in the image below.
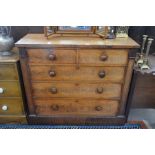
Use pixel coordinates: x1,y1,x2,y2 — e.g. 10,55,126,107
0,52,27,124
16,34,139,125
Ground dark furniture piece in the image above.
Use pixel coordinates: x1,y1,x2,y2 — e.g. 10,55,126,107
131,55,155,108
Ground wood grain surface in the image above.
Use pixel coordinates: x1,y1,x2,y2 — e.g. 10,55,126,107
15,34,140,48
16,34,140,125
29,65,125,83
0,98,24,115
34,99,119,116
0,64,19,81
79,49,128,66
0,81,21,97
27,48,76,64
32,82,122,99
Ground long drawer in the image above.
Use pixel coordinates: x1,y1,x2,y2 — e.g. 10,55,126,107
0,64,18,80
0,98,24,115
34,99,119,116
0,81,21,97
32,82,122,99
27,48,128,66
29,65,125,83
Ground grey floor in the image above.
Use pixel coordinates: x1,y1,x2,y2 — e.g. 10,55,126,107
128,108,155,129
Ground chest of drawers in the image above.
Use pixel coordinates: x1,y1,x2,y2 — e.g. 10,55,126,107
16,34,139,125
0,52,27,124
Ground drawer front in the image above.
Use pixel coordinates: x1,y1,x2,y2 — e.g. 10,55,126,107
0,64,18,80
32,82,121,99
0,82,21,97
27,49,76,64
79,49,128,65
34,99,119,116
0,98,24,115
30,65,125,83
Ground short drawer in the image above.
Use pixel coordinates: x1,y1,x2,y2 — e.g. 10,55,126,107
34,99,119,116
0,98,24,115
32,82,122,99
0,64,18,80
27,48,76,64
30,65,125,83
0,81,21,97
79,49,128,66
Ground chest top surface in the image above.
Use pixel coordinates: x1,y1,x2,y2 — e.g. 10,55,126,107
0,53,19,63
15,34,140,49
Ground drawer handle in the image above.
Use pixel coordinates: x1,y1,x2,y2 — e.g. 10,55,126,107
1,105,8,111
100,55,108,61
98,71,106,78
152,72,155,76
48,54,56,61
51,104,59,111
49,70,56,77
96,87,103,94
95,106,103,111
0,88,4,94
50,87,57,94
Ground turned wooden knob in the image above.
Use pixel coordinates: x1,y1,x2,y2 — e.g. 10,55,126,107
49,70,56,77
98,71,106,78
48,54,56,60
50,87,57,94
100,55,108,61
96,87,103,94
51,104,59,111
95,106,103,111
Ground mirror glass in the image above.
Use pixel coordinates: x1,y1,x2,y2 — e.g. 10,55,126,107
58,26,91,31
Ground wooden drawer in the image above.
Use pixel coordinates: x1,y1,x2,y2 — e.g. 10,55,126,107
79,49,128,66
30,65,125,83
34,99,119,116
32,82,122,99
0,64,18,80
0,115,27,124
27,49,76,64
0,81,21,97
0,98,24,115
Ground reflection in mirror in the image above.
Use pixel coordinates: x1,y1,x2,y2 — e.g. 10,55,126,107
58,26,91,31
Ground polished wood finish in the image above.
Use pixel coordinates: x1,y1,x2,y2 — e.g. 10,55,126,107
29,66,125,83
15,34,140,48
0,52,19,63
20,48,35,114
119,59,134,114
0,81,21,97
32,82,122,99
0,52,27,124
79,49,128,66
34,99,119,116
0,98,24,115
0,115,27,124
16,34,139,125
0,64,19,80
27,48,76,64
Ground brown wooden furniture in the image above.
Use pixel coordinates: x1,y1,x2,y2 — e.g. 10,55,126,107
44,26,110,39
0,52,27,124
15,34,139,125
131,55,155,108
